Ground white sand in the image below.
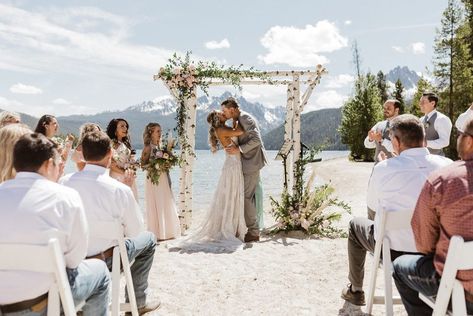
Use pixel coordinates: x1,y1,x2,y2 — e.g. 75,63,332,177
144,158,407,315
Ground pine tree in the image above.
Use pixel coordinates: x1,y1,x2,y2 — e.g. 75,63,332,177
339,73,383,161
376,71,389,103
410,77,435,117
434,0,473,158
352,41,362,79
391,79,405,114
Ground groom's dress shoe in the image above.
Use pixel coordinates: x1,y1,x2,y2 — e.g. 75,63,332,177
244,233,260,243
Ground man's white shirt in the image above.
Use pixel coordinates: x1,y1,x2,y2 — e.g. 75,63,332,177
0,172,88,304
364,120,393,153
61,164,144,256
367,147,452,252
420,109,453,150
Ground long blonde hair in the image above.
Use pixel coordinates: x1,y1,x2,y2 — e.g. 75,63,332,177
0,124,31,183
143,123,161,146
207,110,223,153
0,111,21,128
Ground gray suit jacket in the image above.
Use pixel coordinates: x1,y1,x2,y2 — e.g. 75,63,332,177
237,111,268,174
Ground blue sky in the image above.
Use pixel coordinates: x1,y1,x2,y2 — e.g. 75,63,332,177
0,0,447,116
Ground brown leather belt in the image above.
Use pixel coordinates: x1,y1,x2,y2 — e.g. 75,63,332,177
0,293,48,313
86,246,114,261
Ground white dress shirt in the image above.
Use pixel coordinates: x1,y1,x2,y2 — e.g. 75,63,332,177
455,108,473,131
61,164,144,256
0,172,88,304
367,147,452,252
363,120,394,153
420,109,453,150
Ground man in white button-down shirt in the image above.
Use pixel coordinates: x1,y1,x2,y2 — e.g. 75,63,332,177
61,131,159,315
419,92,452,155
0,133,110,316
341,115,452,306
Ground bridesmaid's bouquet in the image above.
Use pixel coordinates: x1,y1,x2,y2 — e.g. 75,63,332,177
145,132,180,185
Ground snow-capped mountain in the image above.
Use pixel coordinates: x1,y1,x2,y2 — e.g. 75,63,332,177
386,66,421,90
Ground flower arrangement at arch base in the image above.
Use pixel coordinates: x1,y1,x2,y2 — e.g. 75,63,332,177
143,132,181,185
270,147,351,238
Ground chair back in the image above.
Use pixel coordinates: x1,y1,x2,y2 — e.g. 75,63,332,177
0,239,76,316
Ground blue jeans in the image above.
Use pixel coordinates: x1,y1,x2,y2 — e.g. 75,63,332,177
393,254,473,315
1,259,110,316
105,231,156,308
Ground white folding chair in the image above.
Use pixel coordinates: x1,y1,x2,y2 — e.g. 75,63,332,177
366,209,412,316
0,238,76,316
88,220,139,316
419,236,473,316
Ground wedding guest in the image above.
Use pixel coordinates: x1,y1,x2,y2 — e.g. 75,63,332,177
392,118,473,315
34,114,74,162
341,114,452,306
0,124,31,183
61,131,160,315
106,118,138,200
71,123,102,171
0,110,21,128
141,123,181,240
455,101,473,131
419,92,452,155
0,133,110,316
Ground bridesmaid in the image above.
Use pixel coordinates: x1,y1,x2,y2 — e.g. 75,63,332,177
71,123,102,171
34,114,73,161
106,118,139,201
141,123,181,240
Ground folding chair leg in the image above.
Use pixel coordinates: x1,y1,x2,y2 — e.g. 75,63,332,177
383,239,394,316
47,284,60,316
367,239,383,314
111,247,121,316
119,240,139,316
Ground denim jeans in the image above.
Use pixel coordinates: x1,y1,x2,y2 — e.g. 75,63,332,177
105,231,156,308
393,254,473,316
1,259,110,316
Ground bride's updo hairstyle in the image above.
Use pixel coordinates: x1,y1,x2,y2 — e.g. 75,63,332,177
143,123,161,146
207,110,223,153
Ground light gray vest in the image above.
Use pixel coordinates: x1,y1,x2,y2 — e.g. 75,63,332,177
423,112,443,156
374,120,393,164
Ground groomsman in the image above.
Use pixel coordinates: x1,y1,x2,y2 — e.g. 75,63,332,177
364,99,402,164
419,92,452,155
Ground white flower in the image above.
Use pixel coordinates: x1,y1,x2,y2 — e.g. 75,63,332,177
163,153,169,159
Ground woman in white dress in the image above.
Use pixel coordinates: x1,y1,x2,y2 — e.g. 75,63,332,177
141,122,181,240
173,110,247,252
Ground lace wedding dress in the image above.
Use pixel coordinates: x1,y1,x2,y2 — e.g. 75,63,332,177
172,138,247,252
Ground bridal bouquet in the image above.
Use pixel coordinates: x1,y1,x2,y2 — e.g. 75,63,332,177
144,132,180,185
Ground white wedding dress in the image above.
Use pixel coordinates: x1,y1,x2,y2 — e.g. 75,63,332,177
171,137,247,252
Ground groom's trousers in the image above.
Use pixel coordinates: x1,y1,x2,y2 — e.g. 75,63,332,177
243,170,260,235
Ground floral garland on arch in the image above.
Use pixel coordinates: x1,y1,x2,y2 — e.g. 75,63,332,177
157,51,272,157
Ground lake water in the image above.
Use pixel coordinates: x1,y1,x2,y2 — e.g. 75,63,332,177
64,150,349,214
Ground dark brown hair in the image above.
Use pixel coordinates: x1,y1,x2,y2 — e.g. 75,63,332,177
13,133,58,172
106,118,132,149
34,115,56,136
390,114,425,148
422,92,439,107
82,131,111,161
221,97,239,109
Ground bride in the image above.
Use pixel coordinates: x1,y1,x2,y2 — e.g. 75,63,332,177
172,109,247,252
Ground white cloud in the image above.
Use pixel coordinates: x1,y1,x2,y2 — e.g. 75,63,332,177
205,38,230,50
258,20,348,67
53,98,71,105
304,90,348,112
9,83,43,94
325,74,354,88
344,20,352,25
392,46,404,53
410,42,425,55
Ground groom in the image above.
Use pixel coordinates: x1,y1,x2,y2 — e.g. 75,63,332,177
221,97,268,242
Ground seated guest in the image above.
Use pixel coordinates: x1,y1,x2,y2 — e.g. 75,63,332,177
455,102,473,132
0,124,31,183
61,131,160,315
393,118,473,315
0,133,110,316
341,114,452,306
71,123,102,171
0,111,21,128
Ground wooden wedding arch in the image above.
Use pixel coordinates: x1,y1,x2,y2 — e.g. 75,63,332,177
154,65,327,230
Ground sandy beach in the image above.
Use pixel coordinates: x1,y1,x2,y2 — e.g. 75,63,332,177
144,157,407,315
